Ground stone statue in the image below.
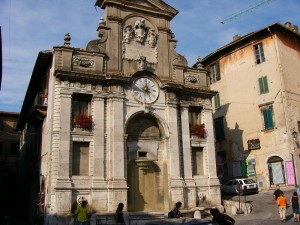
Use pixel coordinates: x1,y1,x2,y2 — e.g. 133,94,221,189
134,18,147,43
147,29,157,47
123,24,134,44
138,56,148,71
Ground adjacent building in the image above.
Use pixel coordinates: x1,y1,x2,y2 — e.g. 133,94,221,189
0,111,19,224
199,22,300,189
16,1,221,224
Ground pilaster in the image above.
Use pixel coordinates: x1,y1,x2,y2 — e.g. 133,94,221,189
167,104,181,179
180,105,193,179
58,91,72,180
93,95,106,179
202,107,218,179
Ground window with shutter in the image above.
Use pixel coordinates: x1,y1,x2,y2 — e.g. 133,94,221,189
258,76,269,94
214,93,221,109
254,43,265,64
210,61,221,83
260,104,274,130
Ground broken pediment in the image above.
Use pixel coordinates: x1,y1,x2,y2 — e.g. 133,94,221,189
95,0,178,19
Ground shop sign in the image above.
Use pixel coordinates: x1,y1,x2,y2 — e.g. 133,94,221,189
247,139,260,150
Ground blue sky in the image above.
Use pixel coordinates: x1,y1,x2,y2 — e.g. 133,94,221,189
1,0,299,113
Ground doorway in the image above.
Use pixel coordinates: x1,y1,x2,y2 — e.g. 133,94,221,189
268,156,285,185
125,113,168,211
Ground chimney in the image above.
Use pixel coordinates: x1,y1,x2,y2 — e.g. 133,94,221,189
284,21,292,29
233,34,241,41
292,25,298,33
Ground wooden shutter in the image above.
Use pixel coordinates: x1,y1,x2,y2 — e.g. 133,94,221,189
263,108,274,129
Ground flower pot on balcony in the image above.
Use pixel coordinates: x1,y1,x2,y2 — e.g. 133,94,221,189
73,114,93,131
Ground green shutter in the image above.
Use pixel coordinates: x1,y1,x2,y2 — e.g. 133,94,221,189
263,76,269,93
263,108,274,129
215,93,220,108
259,76,269,94
259,77,263,94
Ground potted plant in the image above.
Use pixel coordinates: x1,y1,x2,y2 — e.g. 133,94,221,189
73,114,93,130
190,123,206,138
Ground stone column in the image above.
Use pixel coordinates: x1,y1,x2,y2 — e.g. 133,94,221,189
91,94,109,210
167,103,184,206
56,90,72,213
202,108,218,178
58,91,72,180
92,95,105,179
106,93,127,211
180,105,196,208
202,107,221,206
180,105,193,179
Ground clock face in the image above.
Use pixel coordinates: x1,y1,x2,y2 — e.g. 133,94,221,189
132,77,159,103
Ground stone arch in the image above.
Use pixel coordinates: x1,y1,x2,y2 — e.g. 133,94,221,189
124,109,169,139
124,111,169,212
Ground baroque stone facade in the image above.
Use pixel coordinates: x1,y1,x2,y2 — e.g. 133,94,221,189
17,0,221,224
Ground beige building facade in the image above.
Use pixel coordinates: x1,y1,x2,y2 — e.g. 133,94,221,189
200,22,300,189
17,1,221,224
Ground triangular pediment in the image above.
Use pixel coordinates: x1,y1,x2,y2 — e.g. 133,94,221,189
95,0,178,19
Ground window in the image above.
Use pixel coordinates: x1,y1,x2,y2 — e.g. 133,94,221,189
72,142,90,175
192,147,204,176
260,104,274,130
189,107,206,138
214,117,225,141
188,107,202,127
258,76,269,94
72,95,91,116
210,61,221,83
214,93,220,109
254,43,265,64
72,94,92,129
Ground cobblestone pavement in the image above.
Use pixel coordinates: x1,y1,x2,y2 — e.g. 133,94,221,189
224,186,298,225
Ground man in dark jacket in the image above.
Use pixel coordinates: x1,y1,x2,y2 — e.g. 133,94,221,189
273,185,283,202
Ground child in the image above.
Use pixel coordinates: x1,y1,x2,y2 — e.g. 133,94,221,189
277,192,287,222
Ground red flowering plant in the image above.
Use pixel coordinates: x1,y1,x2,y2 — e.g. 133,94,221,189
73,114,93,130
190,123,206,138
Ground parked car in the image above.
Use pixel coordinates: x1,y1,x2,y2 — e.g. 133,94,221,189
144,218,217,225
221,178,258,195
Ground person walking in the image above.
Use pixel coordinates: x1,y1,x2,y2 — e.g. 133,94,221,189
210,208,235,225
277,192,287,222
75,200,88,225
273,185,283,202
114,202,126,225
290,191,300,222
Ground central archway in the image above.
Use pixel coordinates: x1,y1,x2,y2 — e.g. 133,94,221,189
125,113,169,212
